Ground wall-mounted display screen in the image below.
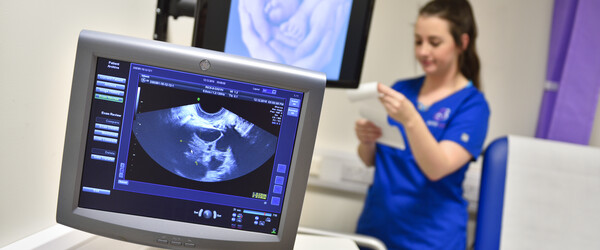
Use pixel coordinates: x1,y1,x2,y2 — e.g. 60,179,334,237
192,0,375,88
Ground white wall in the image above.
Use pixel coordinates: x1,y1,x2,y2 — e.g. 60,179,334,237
0,0,156,247
1,0,598,247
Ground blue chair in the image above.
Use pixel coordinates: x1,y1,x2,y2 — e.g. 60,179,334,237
473,137,507,250
473,136,600,249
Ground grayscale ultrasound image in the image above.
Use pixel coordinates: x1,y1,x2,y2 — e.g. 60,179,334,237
132,103,277,182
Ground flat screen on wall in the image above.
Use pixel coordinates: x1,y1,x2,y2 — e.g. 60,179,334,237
192,0,375,88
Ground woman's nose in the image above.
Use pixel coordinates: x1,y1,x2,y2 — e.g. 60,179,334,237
416,43,431,56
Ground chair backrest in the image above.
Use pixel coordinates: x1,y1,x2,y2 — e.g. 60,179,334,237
473,136,508,250
474,135,600,250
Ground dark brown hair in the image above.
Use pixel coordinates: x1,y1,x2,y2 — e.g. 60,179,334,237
419,0,481,90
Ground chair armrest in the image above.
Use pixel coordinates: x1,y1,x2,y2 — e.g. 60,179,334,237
297,226,387,250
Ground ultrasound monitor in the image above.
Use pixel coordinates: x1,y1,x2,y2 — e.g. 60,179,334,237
57,30,325,249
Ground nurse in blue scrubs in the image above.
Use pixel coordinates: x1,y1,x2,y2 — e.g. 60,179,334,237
354,0,490,249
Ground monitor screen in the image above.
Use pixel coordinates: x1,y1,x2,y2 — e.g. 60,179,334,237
57,30,325,250
192,0,375,88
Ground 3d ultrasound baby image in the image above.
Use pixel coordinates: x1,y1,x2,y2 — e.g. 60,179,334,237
132,103,277,182
230,0,352,79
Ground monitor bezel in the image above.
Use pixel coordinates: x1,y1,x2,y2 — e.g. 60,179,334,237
57,30,325,250
191,0,375,89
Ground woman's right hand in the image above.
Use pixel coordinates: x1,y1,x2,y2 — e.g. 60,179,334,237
355,119,381,166
355,118,382,145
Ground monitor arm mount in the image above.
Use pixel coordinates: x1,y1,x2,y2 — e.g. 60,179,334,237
153,0,196,41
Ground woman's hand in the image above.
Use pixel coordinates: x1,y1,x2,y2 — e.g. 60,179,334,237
355,118,382,145
377,83,420,127
355,119,381,166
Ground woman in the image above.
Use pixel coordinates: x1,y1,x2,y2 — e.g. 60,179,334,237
354,0,490,249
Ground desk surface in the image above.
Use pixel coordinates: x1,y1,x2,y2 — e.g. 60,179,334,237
4,224,359,250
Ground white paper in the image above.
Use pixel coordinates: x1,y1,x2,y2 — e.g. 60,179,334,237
347,82,405,150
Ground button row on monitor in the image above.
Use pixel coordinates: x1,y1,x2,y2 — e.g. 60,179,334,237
156,238,195,248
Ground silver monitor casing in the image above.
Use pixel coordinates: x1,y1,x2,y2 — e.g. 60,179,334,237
57,30,325,250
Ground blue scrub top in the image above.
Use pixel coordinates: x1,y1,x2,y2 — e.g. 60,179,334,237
356,76,490,250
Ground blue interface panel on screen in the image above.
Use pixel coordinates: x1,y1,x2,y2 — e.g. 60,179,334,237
57,30,325,250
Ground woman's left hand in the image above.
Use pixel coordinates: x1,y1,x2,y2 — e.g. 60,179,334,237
377,83,420,127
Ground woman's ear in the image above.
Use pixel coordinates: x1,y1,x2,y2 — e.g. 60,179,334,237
460,33,470,51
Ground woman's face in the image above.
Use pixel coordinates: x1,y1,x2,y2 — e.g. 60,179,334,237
414,15,462,76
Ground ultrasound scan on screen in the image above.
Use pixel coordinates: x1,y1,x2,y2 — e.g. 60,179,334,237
124,78,282,198
226,0,352,81
132,103,277,182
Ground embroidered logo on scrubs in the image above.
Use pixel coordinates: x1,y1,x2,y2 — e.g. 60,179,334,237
426,107,451,128
461,133,470,143
433,108,451,121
